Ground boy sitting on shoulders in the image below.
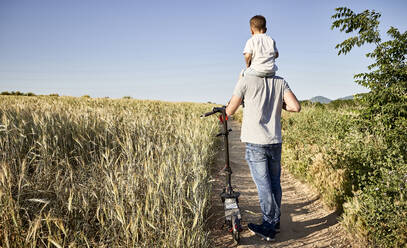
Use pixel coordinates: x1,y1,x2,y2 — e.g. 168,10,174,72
241,15,279,78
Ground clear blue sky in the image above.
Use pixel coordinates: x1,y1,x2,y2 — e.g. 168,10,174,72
1,0,406,103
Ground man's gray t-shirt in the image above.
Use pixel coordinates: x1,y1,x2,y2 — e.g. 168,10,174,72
233,75,291,144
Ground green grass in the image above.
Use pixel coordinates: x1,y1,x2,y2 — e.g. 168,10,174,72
281,103,407,247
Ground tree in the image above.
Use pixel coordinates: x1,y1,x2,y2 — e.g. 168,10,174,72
332,9,407,247
331,7,407,154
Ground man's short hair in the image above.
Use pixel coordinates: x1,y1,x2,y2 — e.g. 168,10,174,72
250,15,267,32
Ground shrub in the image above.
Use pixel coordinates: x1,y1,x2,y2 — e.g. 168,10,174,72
10,91,23,95
282,106,356,210
282,104,407,247
331,7,407,246
327,99,357,110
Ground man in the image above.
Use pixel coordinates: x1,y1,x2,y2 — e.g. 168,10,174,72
226,74,300,241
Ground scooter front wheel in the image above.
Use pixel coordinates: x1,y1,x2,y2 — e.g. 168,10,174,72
231,215,241,244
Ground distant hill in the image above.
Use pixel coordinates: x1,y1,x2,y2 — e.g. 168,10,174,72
308,95,355,103
337,95,354,100
309,96,332,104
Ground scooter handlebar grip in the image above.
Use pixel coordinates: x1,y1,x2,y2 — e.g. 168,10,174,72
201,111,216,117
201,106,226,117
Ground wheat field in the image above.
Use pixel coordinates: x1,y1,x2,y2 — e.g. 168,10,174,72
0,96,219,247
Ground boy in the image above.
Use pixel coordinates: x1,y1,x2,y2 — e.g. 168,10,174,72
241,15,279,78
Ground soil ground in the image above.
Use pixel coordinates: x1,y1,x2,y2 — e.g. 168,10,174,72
208,121,352,248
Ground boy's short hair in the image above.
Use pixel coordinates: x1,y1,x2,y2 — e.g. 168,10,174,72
250,15,267,32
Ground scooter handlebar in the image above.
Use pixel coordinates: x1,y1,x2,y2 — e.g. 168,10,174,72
200,106,226,117
201,111,215,117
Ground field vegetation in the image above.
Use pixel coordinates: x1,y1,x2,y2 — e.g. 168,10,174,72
0,96,219,247
282,101,406,247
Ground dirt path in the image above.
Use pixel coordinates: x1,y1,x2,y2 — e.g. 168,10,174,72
209,121,352,248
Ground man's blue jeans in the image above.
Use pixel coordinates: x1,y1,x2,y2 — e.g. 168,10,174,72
245,143,282,225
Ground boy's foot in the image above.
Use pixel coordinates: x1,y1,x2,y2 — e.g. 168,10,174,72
248,222,276,241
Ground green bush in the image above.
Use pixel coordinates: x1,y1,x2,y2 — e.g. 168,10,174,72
329,7,407,246
282,104,407,247
342,160,407,247
299,100,312,107
11,91,23,95
326,99,357,110
282,106,356,210
1,91,36,96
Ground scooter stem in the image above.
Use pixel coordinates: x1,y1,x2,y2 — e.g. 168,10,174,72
220,108,233,194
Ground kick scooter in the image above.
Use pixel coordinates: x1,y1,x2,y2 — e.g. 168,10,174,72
201,106,242,244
